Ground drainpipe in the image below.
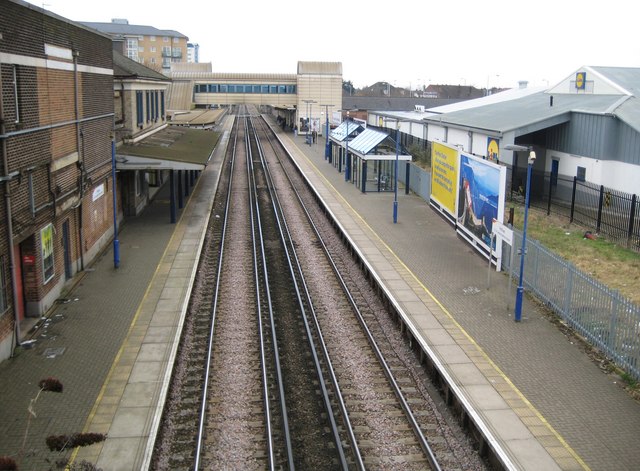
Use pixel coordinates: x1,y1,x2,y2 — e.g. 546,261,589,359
73,49,85,271
0,60,23,349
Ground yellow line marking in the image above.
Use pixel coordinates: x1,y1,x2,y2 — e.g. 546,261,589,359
289,135,590,471
67,185,196,468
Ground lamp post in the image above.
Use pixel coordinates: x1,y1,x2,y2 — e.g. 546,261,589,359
505,144,536,322
344,111,350,181
393,121,400,223
384,118,402,223
321,104,334,159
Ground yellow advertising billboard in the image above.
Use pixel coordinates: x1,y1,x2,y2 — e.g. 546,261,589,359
430,142,459,220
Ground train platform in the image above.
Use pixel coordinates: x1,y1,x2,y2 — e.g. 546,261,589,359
0,116,230,470
276,124,640,470
0,111,638,471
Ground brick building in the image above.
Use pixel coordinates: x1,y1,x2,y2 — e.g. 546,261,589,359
112,50,171,216
0,0,118,360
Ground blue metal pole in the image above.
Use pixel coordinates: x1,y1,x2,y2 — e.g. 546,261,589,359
325,111,330,159
514,160,533,321
345,119,349,181
111,139,120,268
393,126,399,223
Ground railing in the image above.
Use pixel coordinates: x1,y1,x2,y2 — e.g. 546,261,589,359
511,170,640,253
503,230,640,381
407,163,640,381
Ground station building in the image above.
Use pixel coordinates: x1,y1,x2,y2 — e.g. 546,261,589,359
0,0,219,362
0,0,117,358
167,61,343,135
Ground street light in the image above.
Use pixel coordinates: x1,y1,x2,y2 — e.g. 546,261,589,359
505,144,536,322
384,118,402,223
393,121,400,223
344,111,350,181
320,104,334,159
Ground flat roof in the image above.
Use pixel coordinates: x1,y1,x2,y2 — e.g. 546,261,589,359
116,127,219,170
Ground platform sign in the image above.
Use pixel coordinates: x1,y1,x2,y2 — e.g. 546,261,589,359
492,218,513,245
430,141,459,223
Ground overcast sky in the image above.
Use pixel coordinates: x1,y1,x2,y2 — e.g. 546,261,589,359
30,0,640,90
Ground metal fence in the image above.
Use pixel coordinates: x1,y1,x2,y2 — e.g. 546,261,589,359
502,230,640,381
512,169,640,252
409,163,640,380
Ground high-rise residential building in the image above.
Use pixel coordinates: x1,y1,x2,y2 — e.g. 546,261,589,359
187,42,199,63
81,19,188,72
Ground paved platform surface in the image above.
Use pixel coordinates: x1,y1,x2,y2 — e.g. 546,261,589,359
277,124,640,471
0,113,638,470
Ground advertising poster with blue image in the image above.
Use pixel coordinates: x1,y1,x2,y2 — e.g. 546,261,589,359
456,152,506,257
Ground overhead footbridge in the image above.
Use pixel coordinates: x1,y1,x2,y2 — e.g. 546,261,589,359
167,61,342,134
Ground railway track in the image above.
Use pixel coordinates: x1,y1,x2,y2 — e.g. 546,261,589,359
152,105,487,470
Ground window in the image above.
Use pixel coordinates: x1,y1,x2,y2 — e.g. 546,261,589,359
173,37,179,43
146,91,150,123
0,256,8,313
253,85,261,93
577,166,586,182
41,224,55,284
261,85,269,94
136,91,143,126
163,36,169,42
150,35,156,41
150,90,155,121
269,85,277,94
161,91,165,117
126,38,139,60
219,85,227,93
150,46,156,53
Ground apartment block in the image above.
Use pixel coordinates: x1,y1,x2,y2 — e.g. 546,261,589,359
81,19,189,72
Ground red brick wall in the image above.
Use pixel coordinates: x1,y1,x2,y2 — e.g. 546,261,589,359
0,1,115,326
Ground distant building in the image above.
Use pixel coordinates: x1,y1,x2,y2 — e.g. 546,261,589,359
81,19,189,72
187,42,199,63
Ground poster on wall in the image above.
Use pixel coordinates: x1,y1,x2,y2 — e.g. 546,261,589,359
456,152,506,258
41,223,55,283
429,141,460,224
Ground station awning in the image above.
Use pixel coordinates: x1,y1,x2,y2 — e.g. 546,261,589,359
329,120,365,143
116,126,219,171
342,128,412,161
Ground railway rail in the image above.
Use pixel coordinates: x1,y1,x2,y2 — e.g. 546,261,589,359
152,105,487,470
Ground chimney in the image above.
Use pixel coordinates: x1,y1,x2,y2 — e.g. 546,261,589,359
550,95,554,107
111,18,129,24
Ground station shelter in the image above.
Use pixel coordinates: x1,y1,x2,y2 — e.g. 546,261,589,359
328,120,364,173
330,122,412,194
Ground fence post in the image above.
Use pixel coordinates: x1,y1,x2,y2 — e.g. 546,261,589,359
547,172,553,215
570,176,577,223
629,193,637,244
608,296,619,357
597,184,604,233
563,266,573,323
